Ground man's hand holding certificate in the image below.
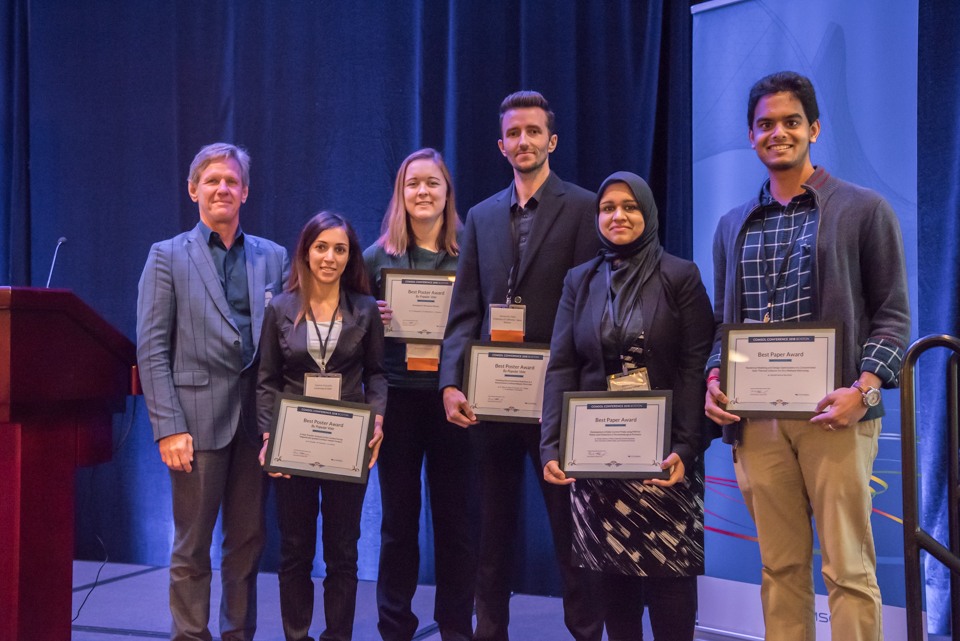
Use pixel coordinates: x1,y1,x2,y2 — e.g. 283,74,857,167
720,322,842,419
462,341,550,423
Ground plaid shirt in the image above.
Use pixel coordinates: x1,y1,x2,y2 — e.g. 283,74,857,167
739,181,818,323
707,167,903,385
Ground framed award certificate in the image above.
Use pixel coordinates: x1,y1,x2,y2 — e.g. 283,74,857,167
559,391,672,480
380,269,456,343
462,340,551,423
720,322,843,419
263,394,375,483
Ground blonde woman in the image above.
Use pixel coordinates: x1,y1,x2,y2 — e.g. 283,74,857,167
363,148,474,641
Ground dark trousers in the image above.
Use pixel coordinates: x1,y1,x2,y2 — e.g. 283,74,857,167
274,474,368,641
471,422,602,641
168,429,266,641
602,573,698,641
376,387,477,641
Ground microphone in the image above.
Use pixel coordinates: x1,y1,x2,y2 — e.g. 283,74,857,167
46,237,67,288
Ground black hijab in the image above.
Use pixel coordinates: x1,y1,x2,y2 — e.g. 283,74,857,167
595,172,664,368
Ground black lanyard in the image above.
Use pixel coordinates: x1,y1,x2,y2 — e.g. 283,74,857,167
506,214,522,304
759,204,811,321
506,197,537,304
605,263,641,375
309,302,340,373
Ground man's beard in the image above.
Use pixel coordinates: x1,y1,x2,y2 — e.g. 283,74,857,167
761,146,809,173
513,151,546,174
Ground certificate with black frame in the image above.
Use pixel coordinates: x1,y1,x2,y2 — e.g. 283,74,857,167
720,321,843,419
379,269,456,343
559,390,672,480
462,340,551,423
263,394,375,483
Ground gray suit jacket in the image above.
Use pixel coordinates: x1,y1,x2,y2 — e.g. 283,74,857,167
137,223,290,450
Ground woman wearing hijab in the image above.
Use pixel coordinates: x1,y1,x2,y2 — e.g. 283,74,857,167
540,172,715,641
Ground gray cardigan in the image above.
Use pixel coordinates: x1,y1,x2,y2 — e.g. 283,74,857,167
710,169,910,443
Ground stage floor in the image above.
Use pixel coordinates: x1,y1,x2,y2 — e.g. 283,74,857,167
69,560,657,640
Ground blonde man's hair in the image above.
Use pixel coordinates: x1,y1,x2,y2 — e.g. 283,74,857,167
188,143,251,187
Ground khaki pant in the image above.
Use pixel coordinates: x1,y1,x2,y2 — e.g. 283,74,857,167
734,418,883,641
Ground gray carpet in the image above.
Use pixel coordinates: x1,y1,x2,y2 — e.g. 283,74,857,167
70,561,657,640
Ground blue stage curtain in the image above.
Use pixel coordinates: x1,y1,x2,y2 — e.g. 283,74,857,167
0,0,29,285
0,0,693,595
918,0,960,634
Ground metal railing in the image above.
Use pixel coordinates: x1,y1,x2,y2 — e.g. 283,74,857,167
902,334,960,641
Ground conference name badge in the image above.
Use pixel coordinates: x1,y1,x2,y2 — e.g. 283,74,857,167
406,343,441,371
606,367,651,392
489,304,526,342
304,373,342,401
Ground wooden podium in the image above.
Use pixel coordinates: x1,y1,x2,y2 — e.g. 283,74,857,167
0,287,137,641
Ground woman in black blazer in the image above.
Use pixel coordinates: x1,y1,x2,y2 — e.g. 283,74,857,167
540,172,714,641
257,211,387,641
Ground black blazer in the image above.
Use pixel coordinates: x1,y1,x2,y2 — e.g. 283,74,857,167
540,253,717,471
439,171,601,390
256,289,388,435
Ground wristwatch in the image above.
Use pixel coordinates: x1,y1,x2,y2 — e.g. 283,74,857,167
852,381,881,407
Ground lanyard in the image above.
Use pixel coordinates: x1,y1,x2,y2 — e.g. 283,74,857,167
310,301,340,373
505,213,523,304
507,195,537,303
759,204,811,322
605,262,641,376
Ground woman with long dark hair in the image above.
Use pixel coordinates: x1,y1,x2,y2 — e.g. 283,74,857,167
540,172,715,641
362,148,475,641
258,211,387,641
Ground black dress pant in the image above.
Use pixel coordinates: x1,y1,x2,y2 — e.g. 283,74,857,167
602,573,698,641
376,387,476,641
471,422,602,641
168,429,265,641
274,475,367,641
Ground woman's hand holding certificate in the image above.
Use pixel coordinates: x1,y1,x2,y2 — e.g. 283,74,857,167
263,395,378,484
380,269,455,342
558,391,673,480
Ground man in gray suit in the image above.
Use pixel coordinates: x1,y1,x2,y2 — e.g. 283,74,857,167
137,143,290,641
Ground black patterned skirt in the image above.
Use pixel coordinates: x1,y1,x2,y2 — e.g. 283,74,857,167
570,466,705,577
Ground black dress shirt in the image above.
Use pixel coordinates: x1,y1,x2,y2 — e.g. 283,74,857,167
509,179,548,266
199,221,254,365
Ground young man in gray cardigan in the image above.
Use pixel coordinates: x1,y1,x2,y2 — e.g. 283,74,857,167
704,72,909,641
